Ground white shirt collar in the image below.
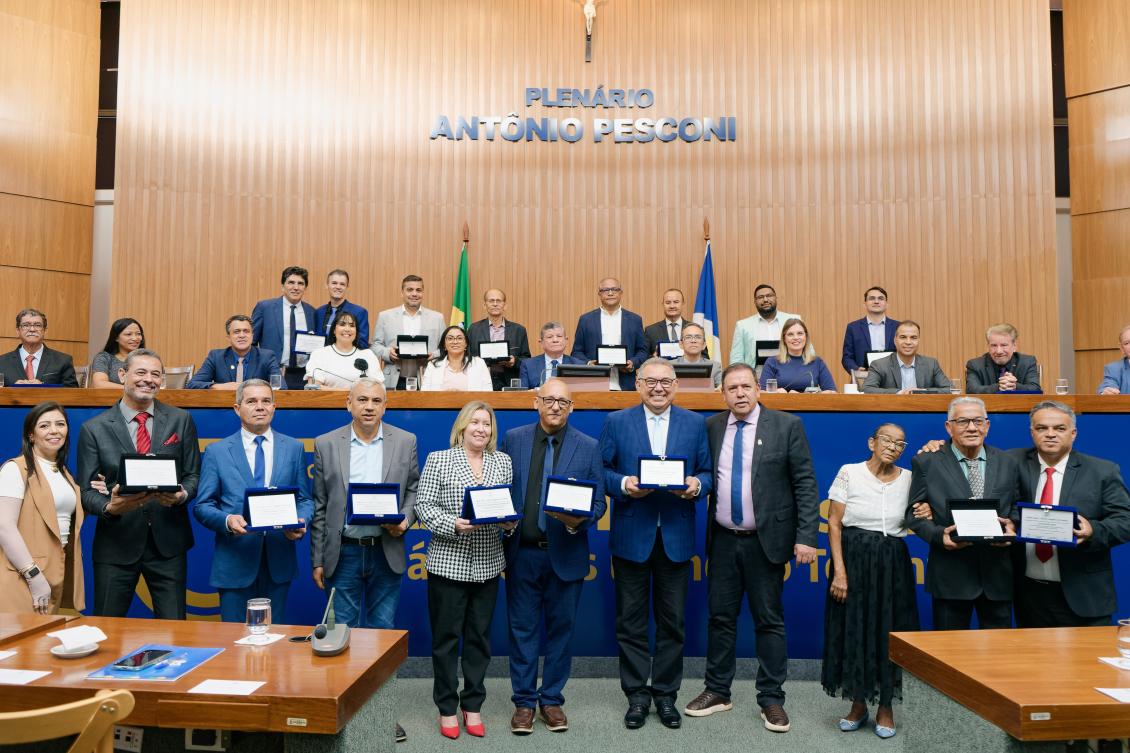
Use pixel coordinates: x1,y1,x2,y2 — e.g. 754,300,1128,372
644,405,672,421
1038,453,1070,474
401,305,421,317
241,427,273,447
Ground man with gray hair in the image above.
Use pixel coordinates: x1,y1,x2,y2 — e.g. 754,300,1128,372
78,349,201,618
519,322,582,389
192,379,313,622
964,323,1042,393
906,396,1021,629
0,308,79,386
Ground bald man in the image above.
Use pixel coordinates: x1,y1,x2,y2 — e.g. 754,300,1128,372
467,288,531,390
573,277,649,390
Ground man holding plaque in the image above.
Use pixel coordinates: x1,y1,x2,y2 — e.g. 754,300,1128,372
467,289,531,390
572,277,649,390
1009,401,1130,627
499,378,606,734
684,363,820,733
371,274,446,389
251,265,317,390
192,379,313,622
644,289,701,359
600,358,712,730
77,349,201,619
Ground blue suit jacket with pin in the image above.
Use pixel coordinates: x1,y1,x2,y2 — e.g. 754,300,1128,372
187,346,282,389
600,404,713,563
251,297,317,361
518,353,582,389
500,422,606,581
841,316,901,373
192,430,314,590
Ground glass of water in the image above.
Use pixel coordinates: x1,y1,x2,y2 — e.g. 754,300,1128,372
246,598,271,641
949,377,962,395
765,379,777,393
1055,378,1070,396
269,374,282,390
405,377,418,391
1118,618,1130,659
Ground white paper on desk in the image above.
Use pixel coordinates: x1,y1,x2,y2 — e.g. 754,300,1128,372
294,332,325,354
640,458,687,487
234,633,285,646
546,480,593,512
189,679,265,696
124,457,178,487
0,669,49,685
951,508,1004,537
0,650,15,661
352,493,400,517
468,487,516,519
46,625,107,651
247,492,299,528
1099,656,1130,671
1095,687,1130,703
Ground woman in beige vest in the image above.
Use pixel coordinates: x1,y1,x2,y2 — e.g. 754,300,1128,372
0,401,83,613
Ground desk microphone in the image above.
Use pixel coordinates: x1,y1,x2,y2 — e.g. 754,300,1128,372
353,358,369,377
311,587,351,656
804,371,821,393
305,368,358,389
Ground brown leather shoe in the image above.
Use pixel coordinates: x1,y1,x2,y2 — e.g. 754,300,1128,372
511,707,535,735
760,704,791,732
684,690,733,717
539,705,568,732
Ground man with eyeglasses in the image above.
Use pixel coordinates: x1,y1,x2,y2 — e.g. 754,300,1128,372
499,379,605,734
673,323,721,388
644,288,706,358
572,277,649,390
840,286,900,377
729,284,801,369
467,288,531,390
0,309,79,387
905,397,1021,630
600,358,712,731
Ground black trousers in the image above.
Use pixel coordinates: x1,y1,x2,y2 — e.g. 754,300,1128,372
613,530,690,705
427,573,500,716
931,595,1012,630
1015,577,1110,628
704,526,787,708
93,529,187,619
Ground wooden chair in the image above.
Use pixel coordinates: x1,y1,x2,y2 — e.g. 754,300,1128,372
0,688,135,753
162,365,194,389
74,365,90,388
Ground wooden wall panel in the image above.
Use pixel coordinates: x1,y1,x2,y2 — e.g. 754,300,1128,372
0,267,91,343
0,193,93,274
1063,0,1130,98
1067,88,1130,216
1076,349,1121,395
113,0,1058,385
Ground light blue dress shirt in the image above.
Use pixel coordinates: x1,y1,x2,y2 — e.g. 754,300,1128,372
343,424,384,538
867,319,887,351
899,358,917,391
17,347,42,380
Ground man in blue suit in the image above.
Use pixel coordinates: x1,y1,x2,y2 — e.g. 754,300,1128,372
1098,325,1130,394
188,315,282,389
193,379,314,623
841,285,900,375
572,278,649,390
500,378,606,735
313,268,370,349
519,322,582,389
252,265,317,390
600,358,712,731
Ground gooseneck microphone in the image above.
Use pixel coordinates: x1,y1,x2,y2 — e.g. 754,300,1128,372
312,587,351,656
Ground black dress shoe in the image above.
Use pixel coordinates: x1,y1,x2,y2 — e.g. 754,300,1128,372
624,703,649,729
655,698,682,729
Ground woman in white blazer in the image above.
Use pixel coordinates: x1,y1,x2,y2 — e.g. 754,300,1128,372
414,400,514,739
420,326,494,391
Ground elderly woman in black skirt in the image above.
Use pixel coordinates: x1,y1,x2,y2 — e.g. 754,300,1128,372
821,422,919,740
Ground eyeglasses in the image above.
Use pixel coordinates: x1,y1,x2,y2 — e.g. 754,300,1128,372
537,397,573,409
444,334,466,342
18,323,45,331
875,435,908,450
641,378,676,389
598,287,622,294
682,334,704,342
948,417,988,428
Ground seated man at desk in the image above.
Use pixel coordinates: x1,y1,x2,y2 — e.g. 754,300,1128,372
862,321,952,394
1097,324,1130,394
188,315,282,390
0,308,79,387
964,323,1041,394
519,322,581,389
673,323,721,388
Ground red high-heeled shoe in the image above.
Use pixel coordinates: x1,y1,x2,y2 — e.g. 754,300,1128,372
462,710,485,737
439,715,460,739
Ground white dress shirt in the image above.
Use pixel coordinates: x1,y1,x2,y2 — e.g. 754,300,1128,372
281,297,310,364
600,307,623,390
241,427,275,486
1025,454,1069,581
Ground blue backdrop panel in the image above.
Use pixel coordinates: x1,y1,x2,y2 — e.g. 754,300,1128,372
1,404,1126,659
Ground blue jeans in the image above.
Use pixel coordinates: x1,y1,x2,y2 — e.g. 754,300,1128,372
325,543,402,629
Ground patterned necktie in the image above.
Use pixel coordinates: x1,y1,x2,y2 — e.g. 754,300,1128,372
24,355,35,380
235,356,245,384
253,435,266,487
964,458,984,499
537,436,555,532
731,420,746,525
134,412,152,453
1036,467,1055,562
669,322,678,341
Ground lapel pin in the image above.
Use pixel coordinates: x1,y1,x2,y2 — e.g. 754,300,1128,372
757,439,762,446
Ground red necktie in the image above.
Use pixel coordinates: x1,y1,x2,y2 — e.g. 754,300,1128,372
134,412,152,453
1036,467,1055,562
24,355,34,380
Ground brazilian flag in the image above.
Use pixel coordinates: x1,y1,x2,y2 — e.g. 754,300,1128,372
449,243,470,327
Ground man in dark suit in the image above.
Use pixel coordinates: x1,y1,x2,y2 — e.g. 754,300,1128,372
77,349,201,619
643,288,705,359
840,286,900,375
187,315,282,389
252,265,317,390
906,396,1021,630
1011,401,1130,627
965,323,1042,393
683,363,820,734
0,308,78,387
313,268,370,349
500,378,606,735
862,321,952,393
192,380,313,622
466,288,531,390
573,277,649,390
600,358,712,730
519,322,581,389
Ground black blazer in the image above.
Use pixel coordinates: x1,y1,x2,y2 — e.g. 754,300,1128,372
0,346,78,387
77,400,201,565
906,443,1021,601
965,353,1041,393
644,318,708,358
1010,448,1130,618
705,407,820,564
466,318,531,390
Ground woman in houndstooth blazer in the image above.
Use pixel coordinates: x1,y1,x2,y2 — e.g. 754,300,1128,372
415,400,515,739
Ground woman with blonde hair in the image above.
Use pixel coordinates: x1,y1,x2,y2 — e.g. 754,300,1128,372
760,318,836,393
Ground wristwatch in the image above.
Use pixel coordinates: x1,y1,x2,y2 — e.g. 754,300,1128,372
19,564,41,581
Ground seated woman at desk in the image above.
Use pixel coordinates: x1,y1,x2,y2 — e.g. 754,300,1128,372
421,326,494,391
760,318,837,393
304,311,383,389
90,317,145,387
0,402,84,614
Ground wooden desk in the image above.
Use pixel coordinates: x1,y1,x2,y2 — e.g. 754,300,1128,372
892,627,1130,750
0,613,68,646
0,616,408,752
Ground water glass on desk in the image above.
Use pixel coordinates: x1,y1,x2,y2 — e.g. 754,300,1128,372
0,373,5,387
949,377,962,395
1055,378,1070,396
1118,619,1130,659
269,374,282,390
246,598,272,642
765,379,777,393
405,377,418,391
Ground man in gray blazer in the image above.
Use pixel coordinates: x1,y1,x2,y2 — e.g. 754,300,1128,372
862,321,952,393
371,274,446,389
310,377,420,628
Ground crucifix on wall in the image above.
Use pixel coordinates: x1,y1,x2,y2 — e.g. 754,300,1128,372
580,0,607,62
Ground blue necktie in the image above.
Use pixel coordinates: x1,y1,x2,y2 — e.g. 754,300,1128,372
324,307,336,336
731,420,746,525
253,436,266,487
288,304,298,368
549,359,559,384
537,436,556,531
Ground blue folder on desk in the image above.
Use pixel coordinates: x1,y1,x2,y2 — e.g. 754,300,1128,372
86,644,223,682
